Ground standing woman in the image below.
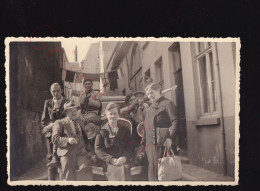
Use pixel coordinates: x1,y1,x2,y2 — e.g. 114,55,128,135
142,83,178,181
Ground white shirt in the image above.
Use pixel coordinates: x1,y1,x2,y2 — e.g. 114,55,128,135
53,96,64,110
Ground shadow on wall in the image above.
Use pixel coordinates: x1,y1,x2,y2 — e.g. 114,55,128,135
9,42,63,180
11,109,46,180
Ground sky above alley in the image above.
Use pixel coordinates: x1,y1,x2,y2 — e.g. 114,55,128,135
61,38,100,63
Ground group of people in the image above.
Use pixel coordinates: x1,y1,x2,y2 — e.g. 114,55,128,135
41,78,178,181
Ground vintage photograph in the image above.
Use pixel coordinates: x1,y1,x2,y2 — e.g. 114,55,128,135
5,37,240,186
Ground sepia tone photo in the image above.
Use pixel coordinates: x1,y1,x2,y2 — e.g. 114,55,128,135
5,37,240,186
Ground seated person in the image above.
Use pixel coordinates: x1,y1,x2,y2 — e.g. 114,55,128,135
41,83,68,179
77,78,102,125
52,101,93,181
94,102,134,181
76,78,103,147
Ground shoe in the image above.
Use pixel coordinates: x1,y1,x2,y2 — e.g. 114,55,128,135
47,159,60,168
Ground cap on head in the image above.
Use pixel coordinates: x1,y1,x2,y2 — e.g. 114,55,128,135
82,78,93,85
134,91,145,97
62,101,79,114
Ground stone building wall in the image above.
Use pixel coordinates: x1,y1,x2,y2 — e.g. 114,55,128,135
9,42,63,179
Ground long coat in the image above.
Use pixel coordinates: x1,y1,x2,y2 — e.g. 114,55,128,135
142,96,178,181
94,119,134,180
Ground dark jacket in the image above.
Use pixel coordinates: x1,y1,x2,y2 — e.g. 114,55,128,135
142,96,178,146
94,119,134,164
41,97,68,137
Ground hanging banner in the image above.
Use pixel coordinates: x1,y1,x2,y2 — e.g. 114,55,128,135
83,73,100,82
108,70,119,90
63,68,122,86
65,70,75,82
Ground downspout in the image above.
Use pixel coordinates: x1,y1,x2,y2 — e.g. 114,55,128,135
124,47,130,88
214,43,228,176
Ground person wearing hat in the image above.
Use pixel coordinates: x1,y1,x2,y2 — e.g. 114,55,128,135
133,91,149,121
77,78,102,119
76,78,102,142
52,101,93,181
120,92,149,142
120,91,149,123
41,83,68,180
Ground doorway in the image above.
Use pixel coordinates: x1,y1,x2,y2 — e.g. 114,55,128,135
169,43,188,155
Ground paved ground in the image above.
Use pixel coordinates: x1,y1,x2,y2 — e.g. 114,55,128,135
16,158,234,182
16,158,49,181
181,163,234,181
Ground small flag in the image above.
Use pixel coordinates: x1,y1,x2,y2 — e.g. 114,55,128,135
108,70,118,90
65,70,75,82
83,73,101,82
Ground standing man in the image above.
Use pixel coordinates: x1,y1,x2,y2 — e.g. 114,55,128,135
41,83,68,180
52,101,92,181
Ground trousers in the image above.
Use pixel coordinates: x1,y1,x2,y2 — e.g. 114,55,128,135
105,164,131,181
46,137,57,180
59,144,92,181
145,145,163,181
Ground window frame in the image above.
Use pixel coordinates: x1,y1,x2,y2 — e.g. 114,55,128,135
195,42,218,116
155,57,164,89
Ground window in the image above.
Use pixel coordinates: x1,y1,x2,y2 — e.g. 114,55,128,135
96,62,100,73
122,89,126,96
130,43,143,92
172,50,181,72
155,57,164,89
195,42,217,114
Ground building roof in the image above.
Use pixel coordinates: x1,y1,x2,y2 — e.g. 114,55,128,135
111,42,133,70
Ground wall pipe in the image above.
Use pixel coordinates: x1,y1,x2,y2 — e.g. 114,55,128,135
214,43,228,176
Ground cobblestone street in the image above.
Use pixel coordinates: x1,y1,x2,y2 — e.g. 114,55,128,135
16,158,234,182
